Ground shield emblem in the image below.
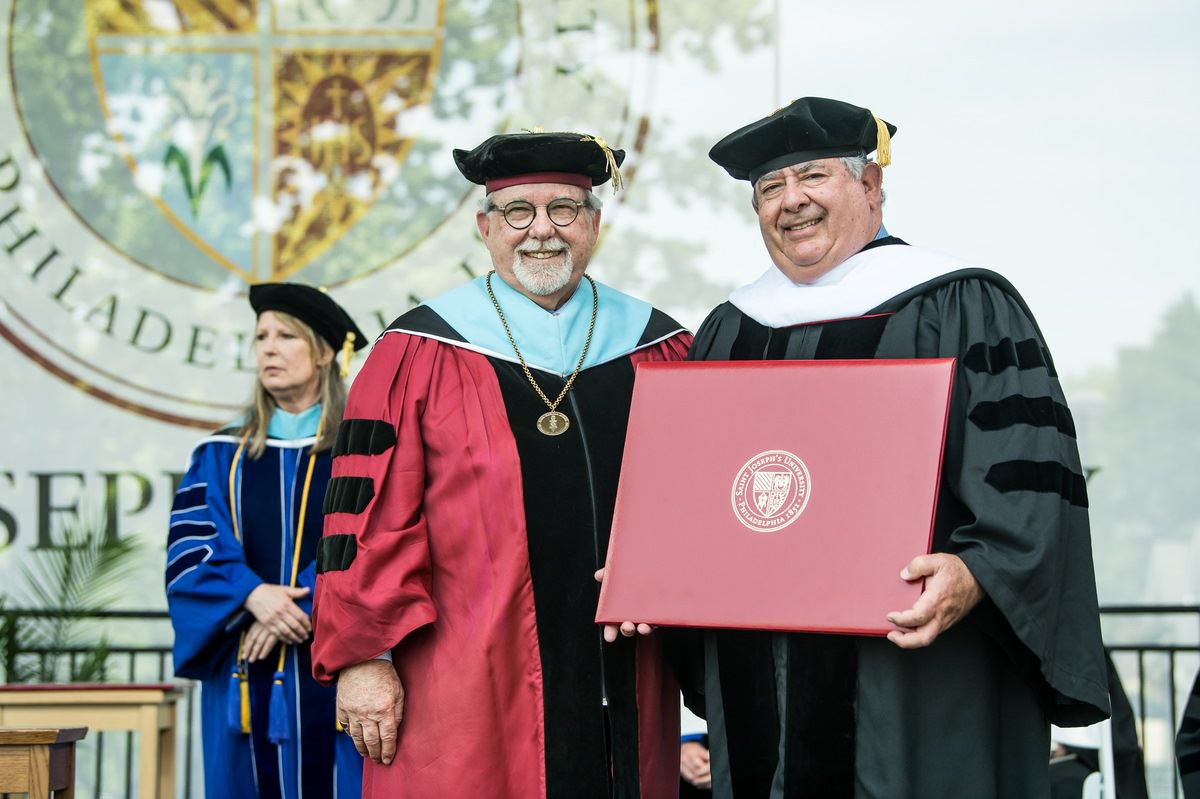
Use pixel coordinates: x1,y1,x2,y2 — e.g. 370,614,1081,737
86,0,442,283
753,470,793,518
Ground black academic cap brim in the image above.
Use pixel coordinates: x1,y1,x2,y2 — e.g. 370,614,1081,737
453,132,625,190
249,283,367,352
710,96,896,183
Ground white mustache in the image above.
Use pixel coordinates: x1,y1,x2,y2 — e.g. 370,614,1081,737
516,238,568,253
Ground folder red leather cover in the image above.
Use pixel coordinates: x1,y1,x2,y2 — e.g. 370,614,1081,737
595,358,956,635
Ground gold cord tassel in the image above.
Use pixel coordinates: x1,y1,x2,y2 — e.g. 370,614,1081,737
228,429,250,543
873,115,892,167
229,632,250,734
239,668,251,732
340,332,356,378
580,136,622,193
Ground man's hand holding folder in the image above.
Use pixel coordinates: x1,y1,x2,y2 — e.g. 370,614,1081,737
885,552,985,649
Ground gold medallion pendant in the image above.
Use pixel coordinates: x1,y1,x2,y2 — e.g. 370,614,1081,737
537,411,570,436
486,271,598,437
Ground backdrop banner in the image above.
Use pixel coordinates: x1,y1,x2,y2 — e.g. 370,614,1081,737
0,0,660,591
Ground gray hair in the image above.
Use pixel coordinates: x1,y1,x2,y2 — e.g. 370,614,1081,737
750,156,886,210
479,189,602,214
840,155,869,180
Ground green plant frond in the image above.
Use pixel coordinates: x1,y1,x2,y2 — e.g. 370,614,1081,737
18,542,74,609
74,636,112,682
10,519,143,682
19,520,142,613
77,537,141,608
12,656,41,684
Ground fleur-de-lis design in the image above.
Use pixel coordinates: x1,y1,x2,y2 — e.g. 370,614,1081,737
163,63,236,217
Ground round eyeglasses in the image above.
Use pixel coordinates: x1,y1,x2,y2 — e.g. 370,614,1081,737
494,198,587,230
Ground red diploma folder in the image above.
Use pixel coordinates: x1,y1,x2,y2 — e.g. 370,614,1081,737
596,358,956,635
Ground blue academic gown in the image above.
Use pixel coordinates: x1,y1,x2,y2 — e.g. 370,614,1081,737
166,406,362,799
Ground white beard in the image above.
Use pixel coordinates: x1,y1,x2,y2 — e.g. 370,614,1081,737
511,241,574,296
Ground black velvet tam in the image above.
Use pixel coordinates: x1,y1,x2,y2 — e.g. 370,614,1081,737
709,96,896,183
453,131,625,188
249,283,367,352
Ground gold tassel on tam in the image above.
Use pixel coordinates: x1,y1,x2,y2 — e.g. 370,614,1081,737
340,332,356,378
873,115,892,167
579,136,623,192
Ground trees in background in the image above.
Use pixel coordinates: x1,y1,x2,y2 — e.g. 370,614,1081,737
1079,295,1200,602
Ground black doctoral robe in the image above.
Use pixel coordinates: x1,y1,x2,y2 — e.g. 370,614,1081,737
685,239,1110,799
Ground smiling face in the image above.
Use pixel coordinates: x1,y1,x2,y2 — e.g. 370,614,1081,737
254,310,330,412
476,182,601,310
753,158,883,284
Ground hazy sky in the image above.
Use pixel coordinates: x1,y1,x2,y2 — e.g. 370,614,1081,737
645,0,1200,377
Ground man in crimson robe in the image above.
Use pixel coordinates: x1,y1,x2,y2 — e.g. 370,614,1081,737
674,97,1111,797
310,131,691,798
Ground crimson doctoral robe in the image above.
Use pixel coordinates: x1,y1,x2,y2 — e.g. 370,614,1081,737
311,276,691,798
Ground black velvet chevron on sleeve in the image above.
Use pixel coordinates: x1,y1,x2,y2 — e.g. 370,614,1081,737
984,460,1089,508
333,419,397,457
962,337,1057,378
316,534,357,573
968,395,1077,438
322,476,375,515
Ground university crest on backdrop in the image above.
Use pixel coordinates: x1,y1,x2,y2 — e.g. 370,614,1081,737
0,0,658,428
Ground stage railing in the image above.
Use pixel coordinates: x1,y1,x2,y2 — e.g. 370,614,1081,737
1100,604,1200,798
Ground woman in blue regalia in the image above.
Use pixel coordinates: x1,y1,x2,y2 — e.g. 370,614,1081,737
166,283,366,799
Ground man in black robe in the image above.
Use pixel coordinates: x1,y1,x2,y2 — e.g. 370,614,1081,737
682,97,1110,797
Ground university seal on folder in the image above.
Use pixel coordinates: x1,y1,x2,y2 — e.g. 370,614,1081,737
596,358,956,636
731,449,812,532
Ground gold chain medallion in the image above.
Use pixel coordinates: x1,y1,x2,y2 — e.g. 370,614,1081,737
537,411,571,436
486,272,598,436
